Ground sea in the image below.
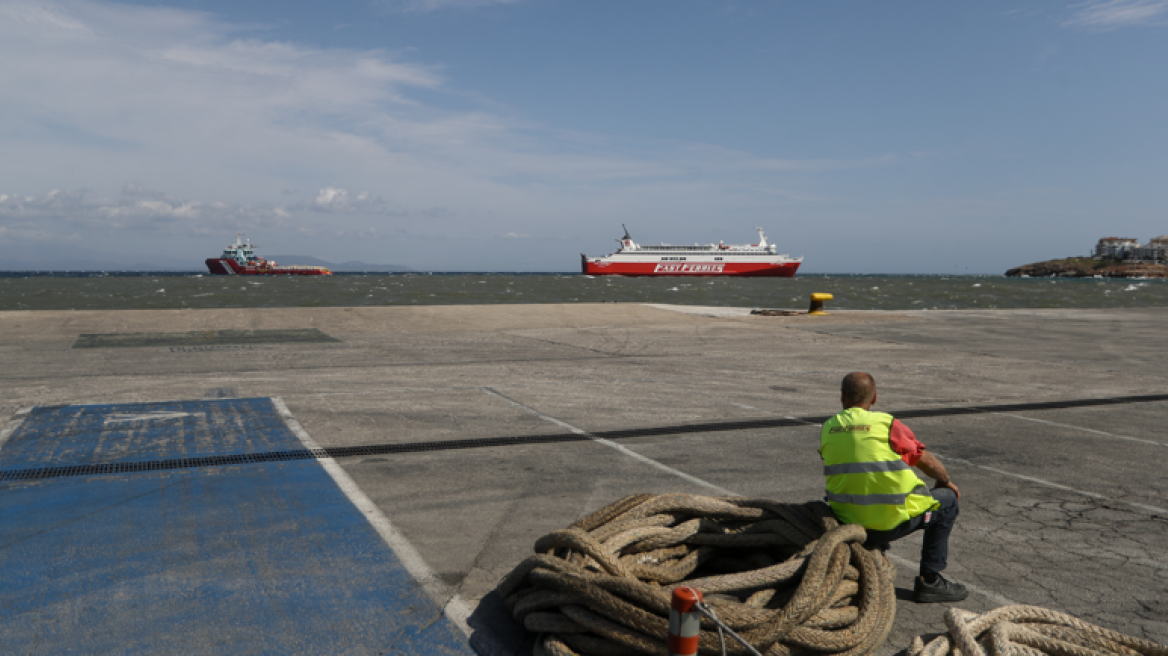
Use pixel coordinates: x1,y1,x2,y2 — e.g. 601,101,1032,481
1,272,1166,312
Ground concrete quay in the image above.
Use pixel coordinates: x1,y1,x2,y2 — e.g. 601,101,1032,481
0,303,1166,654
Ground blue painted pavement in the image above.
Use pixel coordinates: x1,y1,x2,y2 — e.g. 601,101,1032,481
0,398,472,655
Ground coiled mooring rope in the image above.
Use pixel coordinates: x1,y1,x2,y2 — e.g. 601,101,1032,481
909,606,1168,656
496,493,897,656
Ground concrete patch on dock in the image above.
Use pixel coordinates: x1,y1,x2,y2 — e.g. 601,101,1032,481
72,328,341,349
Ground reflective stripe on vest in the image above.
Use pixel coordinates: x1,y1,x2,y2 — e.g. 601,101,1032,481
823,461,910,476
819,408,939,531
825,484,932,506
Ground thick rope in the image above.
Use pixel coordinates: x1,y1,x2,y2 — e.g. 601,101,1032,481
908,606,1168,656
497,493,896,656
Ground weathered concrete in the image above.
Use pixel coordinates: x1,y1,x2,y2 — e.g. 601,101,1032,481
1,303,1166,654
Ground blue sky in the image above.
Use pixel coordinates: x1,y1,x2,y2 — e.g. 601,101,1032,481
1,0,1166,272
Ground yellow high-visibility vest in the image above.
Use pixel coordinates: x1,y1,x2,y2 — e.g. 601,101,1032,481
819,407,939,531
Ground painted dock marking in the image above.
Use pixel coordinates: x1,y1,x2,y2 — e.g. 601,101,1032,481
482,386,735,496
104,410,204,424
0,406,31,450
932,452,1168,516
992,412,1168,448
0,398,473,655
269,397,484,646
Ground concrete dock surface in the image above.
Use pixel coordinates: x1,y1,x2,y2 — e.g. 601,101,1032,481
1,303,1165,654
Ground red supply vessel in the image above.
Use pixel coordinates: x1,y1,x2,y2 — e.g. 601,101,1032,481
205,234,332,276
581,226,802,277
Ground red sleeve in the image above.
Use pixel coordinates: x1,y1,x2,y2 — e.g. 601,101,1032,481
889,419,925,466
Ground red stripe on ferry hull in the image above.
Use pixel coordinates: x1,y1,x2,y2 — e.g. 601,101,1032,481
251,269,332,275
583,261,800,277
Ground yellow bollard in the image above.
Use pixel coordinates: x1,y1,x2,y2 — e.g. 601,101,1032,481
808,293,833,315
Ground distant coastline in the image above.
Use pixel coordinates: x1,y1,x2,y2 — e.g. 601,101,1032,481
0,255,412,273
1005,257,1168,278
264,255,412,273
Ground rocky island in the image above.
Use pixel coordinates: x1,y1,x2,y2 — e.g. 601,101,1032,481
1005,258,1168,278
1006,236,1168,278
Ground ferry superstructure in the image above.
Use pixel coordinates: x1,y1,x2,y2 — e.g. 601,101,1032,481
581,227,802,277
205,234,332,276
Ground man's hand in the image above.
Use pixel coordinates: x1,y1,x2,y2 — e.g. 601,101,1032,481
916,451,961,500
933,479,960,500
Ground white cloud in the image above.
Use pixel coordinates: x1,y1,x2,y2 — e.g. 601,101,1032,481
0,186,294,235
308,188,384,213
373,0,521,14
0,0,89,33
0,183,417,238
0,0,447,196
1064,0,1168,28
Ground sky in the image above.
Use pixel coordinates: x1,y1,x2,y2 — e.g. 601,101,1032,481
1,0,1166,273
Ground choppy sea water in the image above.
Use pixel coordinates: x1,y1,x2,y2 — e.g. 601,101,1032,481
1,272,1166,311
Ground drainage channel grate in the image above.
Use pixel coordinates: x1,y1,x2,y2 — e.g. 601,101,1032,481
73,329,340,349
4,393,1167,482
0,449,324,482
0,436,592,482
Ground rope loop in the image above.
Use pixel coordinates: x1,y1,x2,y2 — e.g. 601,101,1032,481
910,606,1168,656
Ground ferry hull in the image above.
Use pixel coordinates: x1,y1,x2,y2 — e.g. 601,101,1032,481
205,258,332,276
582,260,800,277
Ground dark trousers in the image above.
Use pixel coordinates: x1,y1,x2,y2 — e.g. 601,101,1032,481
862,487,959,578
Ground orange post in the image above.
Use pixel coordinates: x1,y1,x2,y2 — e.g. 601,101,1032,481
668,587,703,656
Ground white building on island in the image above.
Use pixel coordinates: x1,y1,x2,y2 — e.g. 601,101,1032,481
1095,236,1168,262
1135,236,1168,262
1095,237,1141,259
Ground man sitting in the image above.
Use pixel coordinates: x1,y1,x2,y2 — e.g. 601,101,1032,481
819,372,968,603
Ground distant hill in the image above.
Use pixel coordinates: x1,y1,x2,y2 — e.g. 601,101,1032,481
265,255,413,272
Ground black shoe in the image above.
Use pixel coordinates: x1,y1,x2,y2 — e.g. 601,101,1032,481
912,574,969,603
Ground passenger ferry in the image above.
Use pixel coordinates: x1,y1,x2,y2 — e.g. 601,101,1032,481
581,227,802,277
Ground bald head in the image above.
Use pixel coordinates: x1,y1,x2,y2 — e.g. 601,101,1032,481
841,372,876,408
